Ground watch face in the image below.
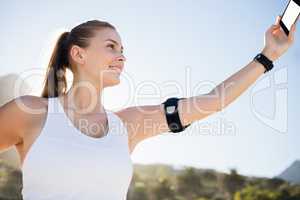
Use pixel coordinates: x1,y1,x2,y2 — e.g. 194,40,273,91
256,54,262,59
166,106,176,114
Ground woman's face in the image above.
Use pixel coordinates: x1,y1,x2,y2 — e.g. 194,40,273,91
74,28,126,88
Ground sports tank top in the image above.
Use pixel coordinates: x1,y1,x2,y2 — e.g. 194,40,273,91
21,97,133,200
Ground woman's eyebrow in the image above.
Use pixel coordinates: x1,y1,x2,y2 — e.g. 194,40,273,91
105,39,124,51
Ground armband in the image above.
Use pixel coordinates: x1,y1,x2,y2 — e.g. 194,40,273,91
162,97,191,133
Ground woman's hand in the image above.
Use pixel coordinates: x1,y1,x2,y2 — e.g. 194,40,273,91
262,15,297,62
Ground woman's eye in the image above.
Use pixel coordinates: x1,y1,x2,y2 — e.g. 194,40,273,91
107,44,124,54
107,44,114,49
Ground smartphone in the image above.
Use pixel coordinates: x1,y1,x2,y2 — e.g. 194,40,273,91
280,0,300,35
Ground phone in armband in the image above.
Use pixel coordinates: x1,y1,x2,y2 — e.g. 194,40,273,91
280,0,300,36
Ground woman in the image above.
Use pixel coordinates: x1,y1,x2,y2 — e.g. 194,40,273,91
0,16,296,199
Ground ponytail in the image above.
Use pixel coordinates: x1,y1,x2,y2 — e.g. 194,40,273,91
41,32,70,98
41,20,116,98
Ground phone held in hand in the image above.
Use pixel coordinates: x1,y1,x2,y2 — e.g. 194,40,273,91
280,0,300,36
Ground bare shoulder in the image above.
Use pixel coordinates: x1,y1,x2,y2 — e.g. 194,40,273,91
113,108,133,137
15,95,48,110
5,95,50,165
6,95,49,137
0,95,49,161
114,104,169,153
114,106,143,134
114,107,142,154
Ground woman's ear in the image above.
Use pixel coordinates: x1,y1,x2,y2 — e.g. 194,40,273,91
69,45,86,65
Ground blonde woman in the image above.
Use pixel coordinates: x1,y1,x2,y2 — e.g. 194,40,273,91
0,16,296,199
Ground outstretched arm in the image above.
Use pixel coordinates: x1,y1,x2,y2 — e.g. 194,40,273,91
117,16,297,153
180,15,296,127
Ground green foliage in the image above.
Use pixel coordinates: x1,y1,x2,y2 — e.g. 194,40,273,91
227,169,245,191
127,164,300,200
234,185,281,200
128,181,149,200
0,160,23,200
176,167,204,199
222,169,246,198
1,160,300,200
152,177,175,200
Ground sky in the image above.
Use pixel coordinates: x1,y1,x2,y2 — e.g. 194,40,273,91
1,0,299,178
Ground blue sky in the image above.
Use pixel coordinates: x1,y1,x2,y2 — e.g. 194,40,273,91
1,0,299,178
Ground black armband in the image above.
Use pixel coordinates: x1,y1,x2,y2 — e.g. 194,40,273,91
162,97,191,133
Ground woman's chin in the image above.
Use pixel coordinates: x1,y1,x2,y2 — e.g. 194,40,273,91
104,76,120,87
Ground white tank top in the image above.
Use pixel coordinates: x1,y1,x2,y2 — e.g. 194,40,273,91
21,97,133,200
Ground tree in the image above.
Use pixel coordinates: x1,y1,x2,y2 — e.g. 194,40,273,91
152,177,175,200
176,167,204,199
223,169,246,199
234,185,281,200
128,181,149,200
0,161,23,200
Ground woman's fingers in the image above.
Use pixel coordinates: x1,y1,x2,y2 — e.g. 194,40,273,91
267,15,281,35
267,24,279,36
266,15,297,44
288,23,297,43
266,15,282,35
275,15,282,26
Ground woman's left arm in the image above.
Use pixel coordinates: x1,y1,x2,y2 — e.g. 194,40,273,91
116,16,296,153
179,15,297,127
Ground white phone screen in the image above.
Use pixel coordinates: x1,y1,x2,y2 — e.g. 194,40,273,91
282,0,300,30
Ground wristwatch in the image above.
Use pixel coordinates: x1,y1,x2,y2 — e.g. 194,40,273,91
253,53,274,73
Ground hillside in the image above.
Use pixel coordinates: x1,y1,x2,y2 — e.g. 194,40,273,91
0,160,300,200
278,160,300,185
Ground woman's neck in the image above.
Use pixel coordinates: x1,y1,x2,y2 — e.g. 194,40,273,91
60,81,105,115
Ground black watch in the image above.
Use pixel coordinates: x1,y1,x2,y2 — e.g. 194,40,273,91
253,53,274,73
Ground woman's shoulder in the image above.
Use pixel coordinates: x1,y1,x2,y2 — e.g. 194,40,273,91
16,95,49,108
9,95,49,132
0,95,49,145
7,95,50,165
2,95,48,119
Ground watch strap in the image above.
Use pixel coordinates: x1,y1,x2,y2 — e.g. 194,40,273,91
254,53,274,73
